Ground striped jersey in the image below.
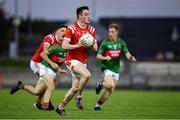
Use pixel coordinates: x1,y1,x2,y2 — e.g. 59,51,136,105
41,44,67,73
98,38,129,73
31,33,60,63
64,22,96,64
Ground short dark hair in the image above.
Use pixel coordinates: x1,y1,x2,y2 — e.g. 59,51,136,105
76,6,89,19
109,23,120,32
58,25,67,29
54,25,67,33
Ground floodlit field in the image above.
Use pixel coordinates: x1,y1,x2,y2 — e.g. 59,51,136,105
0,89,180,119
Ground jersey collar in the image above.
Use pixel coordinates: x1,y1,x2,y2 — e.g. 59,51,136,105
77,21,87,29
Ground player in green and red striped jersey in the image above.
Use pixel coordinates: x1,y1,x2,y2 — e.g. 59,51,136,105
94,23,136,111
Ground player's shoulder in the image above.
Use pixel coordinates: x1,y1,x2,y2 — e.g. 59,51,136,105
43,34,55,44
67,23,77,34
87,24,95,33
44,34,54,39
117,38,125,42
101,38,109,45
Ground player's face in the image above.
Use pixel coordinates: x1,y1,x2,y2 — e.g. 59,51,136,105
60,27,67,37
80,10,90,24
108,28,118,41
57,27,67,39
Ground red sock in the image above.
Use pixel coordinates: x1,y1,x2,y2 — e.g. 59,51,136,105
97,99,104,105
59,101,66,110
36,99,41,105
43,103,49,110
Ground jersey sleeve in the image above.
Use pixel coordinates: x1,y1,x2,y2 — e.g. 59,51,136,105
121,40,129,53
92,30,96,40
64,27,73,41
43,36,53,45
98,41,106,55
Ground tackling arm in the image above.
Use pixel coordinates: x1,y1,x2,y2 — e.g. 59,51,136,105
40,44,59,70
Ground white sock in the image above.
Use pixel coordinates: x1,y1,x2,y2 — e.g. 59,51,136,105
77,95,82,99
95,103,100,107
58,104,64,110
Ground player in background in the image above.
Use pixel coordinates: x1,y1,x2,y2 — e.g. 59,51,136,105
10,25,67,110
94,23,136,111
56,6,98,116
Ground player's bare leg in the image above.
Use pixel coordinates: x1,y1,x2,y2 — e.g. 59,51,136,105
94,76,117,111
34,78,56,110
56,75,79,116
42,74,56,110
23,79,46,109
34,89,45,109
33,79,46,109
10,78,46,96
73,64,91,109
32,74,45,109
63,75,79,104
96,75,115,94
23,78,46,96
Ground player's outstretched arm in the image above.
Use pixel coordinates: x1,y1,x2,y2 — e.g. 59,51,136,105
125,52,136,62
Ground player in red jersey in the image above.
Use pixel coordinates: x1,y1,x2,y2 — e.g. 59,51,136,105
10,25,67,110
56,6,98,116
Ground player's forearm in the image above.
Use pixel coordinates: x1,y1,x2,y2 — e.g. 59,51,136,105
125,52,136,61
40,52,54,65
96,54,108,60
62,43,80,50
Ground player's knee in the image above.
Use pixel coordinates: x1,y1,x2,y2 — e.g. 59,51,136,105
33,90,41,96
83,72,91,80
106,83,114,89
107,89,113,95
47,84,55,91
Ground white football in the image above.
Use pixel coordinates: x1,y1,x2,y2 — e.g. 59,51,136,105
80,33,94,47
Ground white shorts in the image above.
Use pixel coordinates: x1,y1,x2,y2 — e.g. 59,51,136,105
65,60,86,77
30,60,41,74
102,69,119,81
39,64,56,77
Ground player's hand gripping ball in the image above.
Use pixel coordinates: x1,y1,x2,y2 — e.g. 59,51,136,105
80,33,94,47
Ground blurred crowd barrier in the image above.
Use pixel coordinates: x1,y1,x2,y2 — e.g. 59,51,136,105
1,59,180,90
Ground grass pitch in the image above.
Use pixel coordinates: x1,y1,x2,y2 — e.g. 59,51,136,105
0,88,180,119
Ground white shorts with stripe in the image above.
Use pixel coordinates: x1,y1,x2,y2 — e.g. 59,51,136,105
39,64,56,77
102,69,120,81
65,60,86,77
30,60,41,74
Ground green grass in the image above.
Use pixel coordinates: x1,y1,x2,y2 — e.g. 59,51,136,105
0,89,180,119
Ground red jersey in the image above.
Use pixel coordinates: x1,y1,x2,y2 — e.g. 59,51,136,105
64,22,96,64
31,33,60,63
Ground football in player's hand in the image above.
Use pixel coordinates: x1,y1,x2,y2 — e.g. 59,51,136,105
80,33,94,47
